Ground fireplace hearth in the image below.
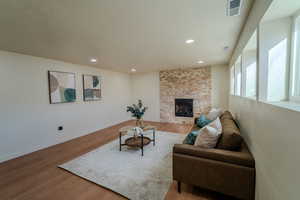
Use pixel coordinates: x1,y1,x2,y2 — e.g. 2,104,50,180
175,99,193,117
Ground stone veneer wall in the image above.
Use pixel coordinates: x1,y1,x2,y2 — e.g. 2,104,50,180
160,67,212,124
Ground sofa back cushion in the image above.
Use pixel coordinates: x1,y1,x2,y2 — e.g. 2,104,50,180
194,118,222,148
220,111,234,120
183,130,200,145
217,117,243,151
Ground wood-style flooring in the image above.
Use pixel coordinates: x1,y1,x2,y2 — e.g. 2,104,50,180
0,120,235,200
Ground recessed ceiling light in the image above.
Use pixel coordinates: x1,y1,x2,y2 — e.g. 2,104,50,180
131,68,137,72
90,58,97,63
197,60,204,64
185,39,195,44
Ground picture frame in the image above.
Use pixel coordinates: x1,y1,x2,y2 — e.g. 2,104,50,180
48,71,76,104
83,74,102,101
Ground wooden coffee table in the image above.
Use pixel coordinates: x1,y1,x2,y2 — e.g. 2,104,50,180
119,125,156,156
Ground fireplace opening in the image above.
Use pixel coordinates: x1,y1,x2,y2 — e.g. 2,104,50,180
175,99,193,117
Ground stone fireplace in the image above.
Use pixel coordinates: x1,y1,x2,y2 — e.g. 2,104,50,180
175,99,193,117
160,67,211,124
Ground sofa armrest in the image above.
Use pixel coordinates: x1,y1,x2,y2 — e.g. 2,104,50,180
173,144,255,168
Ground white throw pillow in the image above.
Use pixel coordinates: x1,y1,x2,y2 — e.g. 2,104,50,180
209,117,222,132
194,118,222,148
207,108,223,120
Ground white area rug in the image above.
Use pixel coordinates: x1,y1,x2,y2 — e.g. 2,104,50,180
59,131,185,200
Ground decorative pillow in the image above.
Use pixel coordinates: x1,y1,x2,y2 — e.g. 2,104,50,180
207,108,223,120
194,123,222,148
193,126,217,148
196,115,213,128
209,117,222,132
183,130,201,145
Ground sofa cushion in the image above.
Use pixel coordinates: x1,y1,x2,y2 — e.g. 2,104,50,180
217,117,243,151
220,111,234,120
194,118,222,148
196,114,212,128
183,130,201,145
209,116,222,131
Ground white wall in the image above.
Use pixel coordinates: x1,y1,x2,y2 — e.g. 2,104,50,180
130,65,229,122
229,96,300,200
130,72,160,121
0,50,131,162
211,65,229,110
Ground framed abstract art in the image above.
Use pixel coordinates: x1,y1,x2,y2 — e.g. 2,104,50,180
83,75,101,101
48,71,76,104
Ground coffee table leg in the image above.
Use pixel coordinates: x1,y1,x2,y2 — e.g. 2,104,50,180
153,129,155,146
141,134,144,156
119,132,122,151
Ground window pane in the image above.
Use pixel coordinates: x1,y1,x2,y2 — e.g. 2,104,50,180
291,15,300,98
258,0,300,105
235,56,242,96
267,39,287,101
237,72,241,95
230,66,235,95
246,62,257,97
260,17,291,102
243,31,257,98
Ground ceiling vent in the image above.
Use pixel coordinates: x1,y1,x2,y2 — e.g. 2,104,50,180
227,0,242,16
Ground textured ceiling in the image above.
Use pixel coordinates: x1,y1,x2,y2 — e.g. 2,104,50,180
0,0,252,72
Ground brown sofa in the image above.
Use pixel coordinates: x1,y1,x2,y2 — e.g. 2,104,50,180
173,111,255,200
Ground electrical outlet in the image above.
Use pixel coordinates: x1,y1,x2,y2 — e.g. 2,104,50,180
58,126,63,131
